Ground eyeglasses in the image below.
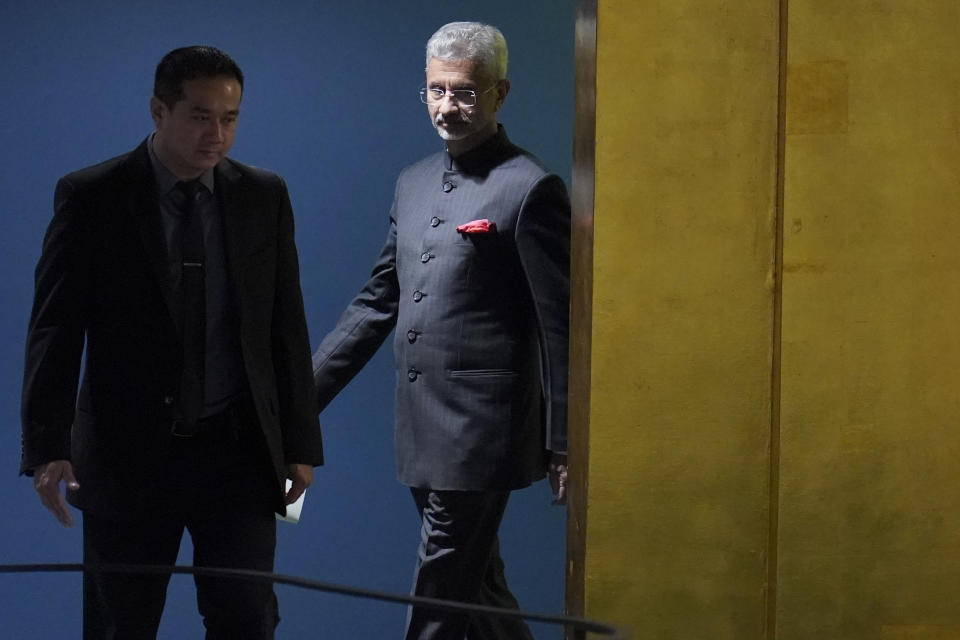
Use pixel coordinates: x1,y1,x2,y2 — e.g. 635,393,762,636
419,85,496,107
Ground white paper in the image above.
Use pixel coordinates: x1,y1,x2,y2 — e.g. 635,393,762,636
276,479,305,524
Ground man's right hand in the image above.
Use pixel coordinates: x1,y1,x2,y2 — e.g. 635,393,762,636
33,460,79,528
548,453,568,506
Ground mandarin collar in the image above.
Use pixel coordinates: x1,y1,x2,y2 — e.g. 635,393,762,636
444,125,509,173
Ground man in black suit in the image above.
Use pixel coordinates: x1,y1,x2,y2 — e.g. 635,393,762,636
311,22,569,640
21,46,323,639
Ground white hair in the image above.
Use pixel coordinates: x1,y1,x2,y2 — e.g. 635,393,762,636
425,22,508,81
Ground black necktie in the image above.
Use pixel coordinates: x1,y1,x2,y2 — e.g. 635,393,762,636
176,181,205,429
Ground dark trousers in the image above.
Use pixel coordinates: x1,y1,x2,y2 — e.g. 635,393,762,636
82,400,279,640
405,489,534,640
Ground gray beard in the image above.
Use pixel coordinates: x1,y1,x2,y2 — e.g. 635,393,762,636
433,113,473,140
433,124,470,141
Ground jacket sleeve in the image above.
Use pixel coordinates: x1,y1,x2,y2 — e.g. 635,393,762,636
272,178,325,466
20,177,92,474
515,173,571,453
312,197,401,412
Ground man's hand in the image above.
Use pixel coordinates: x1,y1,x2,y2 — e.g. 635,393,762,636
548,453,568,506
285,463,313,505
33,460,79,527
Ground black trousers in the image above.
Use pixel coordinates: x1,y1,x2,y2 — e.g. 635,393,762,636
405,489,534,640
82,400,279,640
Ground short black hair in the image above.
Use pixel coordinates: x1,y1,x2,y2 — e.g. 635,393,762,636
153,46,244,109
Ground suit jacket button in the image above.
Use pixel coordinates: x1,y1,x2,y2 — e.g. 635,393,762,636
430,217,441,227
413,290,424,302
407,329,418,343
442,181,454,192
163,395,174,405
407,368,419,381
420,252,433,263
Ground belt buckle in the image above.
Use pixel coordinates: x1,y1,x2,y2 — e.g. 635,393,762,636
171,419,197,438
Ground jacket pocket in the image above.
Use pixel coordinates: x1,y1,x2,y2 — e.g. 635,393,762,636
449,368,518,378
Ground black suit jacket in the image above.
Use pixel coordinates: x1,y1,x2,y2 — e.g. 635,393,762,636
20,139,323,516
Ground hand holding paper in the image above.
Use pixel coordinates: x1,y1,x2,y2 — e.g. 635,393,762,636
278,478,306,524
277,463,312,524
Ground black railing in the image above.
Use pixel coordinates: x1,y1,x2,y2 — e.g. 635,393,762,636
0,563,621,638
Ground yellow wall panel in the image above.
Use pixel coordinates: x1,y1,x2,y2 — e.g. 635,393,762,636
778,1,960,638
573,2,959,638
579,1,781,636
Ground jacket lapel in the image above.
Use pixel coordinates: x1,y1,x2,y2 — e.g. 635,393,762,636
215,160,248,310
128,141,180,332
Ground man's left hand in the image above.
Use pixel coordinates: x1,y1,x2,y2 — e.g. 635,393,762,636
548,453,568,506
285,463,313,505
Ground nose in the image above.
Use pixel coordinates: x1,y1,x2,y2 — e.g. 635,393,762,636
437,93,460,114
206,119,224,141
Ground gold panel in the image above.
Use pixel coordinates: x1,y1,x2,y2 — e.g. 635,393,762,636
778,1,960,638
573,1,960,638
577,0,781,636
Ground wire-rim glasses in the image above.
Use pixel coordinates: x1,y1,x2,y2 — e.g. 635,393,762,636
419,85,496,107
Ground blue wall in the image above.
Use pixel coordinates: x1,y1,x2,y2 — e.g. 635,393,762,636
0,1,574,637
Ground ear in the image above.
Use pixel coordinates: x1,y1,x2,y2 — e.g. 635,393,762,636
149,96,166,128
495,79,511,110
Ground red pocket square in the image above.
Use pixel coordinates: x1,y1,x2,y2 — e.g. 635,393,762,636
456,219,497,234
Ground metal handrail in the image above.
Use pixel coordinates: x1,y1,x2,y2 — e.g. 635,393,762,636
0,562,620,638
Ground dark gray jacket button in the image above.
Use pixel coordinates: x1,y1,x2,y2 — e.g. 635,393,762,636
407,368,419,381
413,290,424,302
430,216,441,227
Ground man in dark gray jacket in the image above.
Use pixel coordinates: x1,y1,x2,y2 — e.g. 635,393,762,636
312,22,569,640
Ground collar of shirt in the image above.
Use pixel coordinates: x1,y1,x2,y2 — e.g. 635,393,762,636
146,132,215,203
